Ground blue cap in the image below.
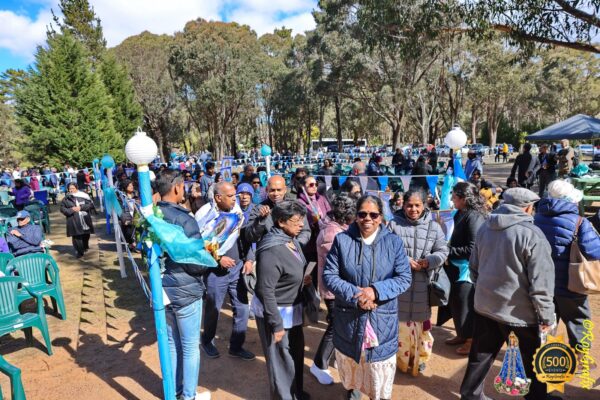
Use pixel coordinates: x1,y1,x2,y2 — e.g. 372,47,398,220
16,210,30,219
236,183,253,195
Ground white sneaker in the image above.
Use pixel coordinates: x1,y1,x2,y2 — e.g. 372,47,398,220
310,363,334,385
195,392,211,400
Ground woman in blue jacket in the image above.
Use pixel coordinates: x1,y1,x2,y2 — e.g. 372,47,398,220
323,195,411,400
534,180,600,352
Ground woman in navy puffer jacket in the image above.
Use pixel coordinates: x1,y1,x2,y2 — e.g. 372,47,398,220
534,180,600,350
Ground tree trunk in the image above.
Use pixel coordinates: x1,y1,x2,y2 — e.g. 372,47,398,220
471,105,478,144
391,109,404,150
230,125,237,157
335,96,343,151
318,98,325,150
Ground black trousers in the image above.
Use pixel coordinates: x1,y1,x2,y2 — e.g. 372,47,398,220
449,281,475,339
257,317,304,400
120,223,136,245
313,299,335,369
538,172,557,197
72,233,90,256
554,295,591,348
460,313,547,400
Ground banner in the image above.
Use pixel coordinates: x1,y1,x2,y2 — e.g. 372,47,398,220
324,175,332,190
426,175,440,198
378,176,389,192
400,176,411,192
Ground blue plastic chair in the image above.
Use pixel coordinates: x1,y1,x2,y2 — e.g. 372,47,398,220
0,276,52,355
32,190,48,206
7,254,66,320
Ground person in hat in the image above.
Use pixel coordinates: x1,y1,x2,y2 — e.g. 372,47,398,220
6,210,44,256
195,182,256,361
534,180,600,358
460,187,557,400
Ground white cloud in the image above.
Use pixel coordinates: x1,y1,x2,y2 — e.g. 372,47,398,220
0,0,317,62
0,9,51,60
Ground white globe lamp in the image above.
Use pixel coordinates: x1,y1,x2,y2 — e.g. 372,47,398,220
444,126,467,150
125,127,158,166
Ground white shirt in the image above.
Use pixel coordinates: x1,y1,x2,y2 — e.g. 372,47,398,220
361,227,379,245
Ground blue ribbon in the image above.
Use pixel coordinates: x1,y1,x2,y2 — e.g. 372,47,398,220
338,176,347,186
104,187,122,217
378,176,389,191
426,175,439,198
146,215,218,268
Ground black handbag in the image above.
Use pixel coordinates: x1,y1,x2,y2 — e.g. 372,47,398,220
429,267,450,307
421,220,450,307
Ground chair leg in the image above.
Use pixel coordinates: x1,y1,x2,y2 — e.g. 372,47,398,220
10,367,26,400
36,321,53,356
24,328,33,346
53,292,67,320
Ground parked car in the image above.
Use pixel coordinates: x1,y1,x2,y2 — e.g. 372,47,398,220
577,144,595,156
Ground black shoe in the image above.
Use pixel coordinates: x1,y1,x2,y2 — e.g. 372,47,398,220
228,348,256,361
201,342,220,358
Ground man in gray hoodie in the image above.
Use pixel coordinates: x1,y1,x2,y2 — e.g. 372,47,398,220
460,188,557,400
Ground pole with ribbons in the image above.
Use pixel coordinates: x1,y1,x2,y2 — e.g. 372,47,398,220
101,155,127,278
125,128,174,400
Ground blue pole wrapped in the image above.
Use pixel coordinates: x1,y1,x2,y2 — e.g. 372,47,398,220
137,165,174,400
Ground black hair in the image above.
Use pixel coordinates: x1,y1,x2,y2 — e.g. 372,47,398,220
272,201,307,226
403,188,427,204
340,179,361,199
356,194,383,215
119,179,133,192
205,161,215,170
523,143,532,152
155,170,183,197
453,181,487,215
330,193,357,225
506,177,519,186
66,182,77,191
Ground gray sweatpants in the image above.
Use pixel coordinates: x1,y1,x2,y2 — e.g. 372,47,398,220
554,295,591,348
256,317,305,400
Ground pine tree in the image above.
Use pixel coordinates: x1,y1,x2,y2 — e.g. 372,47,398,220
52,0,106,62
15,32,123,166
99,53,143,137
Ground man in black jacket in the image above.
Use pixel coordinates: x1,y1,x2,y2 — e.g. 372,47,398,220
245,175,311,246
537,144,557,197
156,170,211,400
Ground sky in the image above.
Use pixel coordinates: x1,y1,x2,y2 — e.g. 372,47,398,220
0,0,318,72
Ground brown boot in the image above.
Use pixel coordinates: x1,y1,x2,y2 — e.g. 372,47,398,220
456,339,472,355
445,336,466,345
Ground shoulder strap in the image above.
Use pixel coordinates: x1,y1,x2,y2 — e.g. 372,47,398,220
420,220,433,260
573,216,583,241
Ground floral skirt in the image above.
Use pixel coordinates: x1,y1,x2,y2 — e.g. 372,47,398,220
335,350,396,399
397,321,434,376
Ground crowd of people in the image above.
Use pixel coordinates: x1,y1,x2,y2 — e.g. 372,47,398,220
2,142,599,400
119,152,598,400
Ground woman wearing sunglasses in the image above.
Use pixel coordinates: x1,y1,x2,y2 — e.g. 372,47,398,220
323,195,411,400
297,175,331,264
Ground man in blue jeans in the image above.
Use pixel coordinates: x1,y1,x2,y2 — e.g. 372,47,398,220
195,181,255,361
157,170,211,400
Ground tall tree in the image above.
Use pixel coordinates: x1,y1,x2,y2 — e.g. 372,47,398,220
14,32,122,166
113,32,182,160
52,0,107,61
169,20,263,159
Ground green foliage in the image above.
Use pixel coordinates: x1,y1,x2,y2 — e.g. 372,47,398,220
52,0,107,61
0,69,27,104
98,53,143,137
0,103,22,164
169,20,264,158
14,32,123,166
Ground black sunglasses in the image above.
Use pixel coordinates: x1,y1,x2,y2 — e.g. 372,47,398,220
306,182,317,188
252,181,260,184
357,211,381,220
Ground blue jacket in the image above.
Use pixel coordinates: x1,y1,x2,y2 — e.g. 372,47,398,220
534,198,600,298
7,224,43,256
323,223,411,363
158,201,207,309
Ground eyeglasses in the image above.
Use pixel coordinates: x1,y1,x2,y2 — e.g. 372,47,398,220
252,181,260,185
306,182,317,188
357,211,381,220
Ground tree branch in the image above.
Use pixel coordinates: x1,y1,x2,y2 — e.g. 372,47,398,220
554,0,600,29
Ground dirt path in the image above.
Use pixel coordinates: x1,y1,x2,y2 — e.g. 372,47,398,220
0,163,598,399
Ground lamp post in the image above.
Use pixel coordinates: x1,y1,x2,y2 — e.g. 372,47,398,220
261,143,272,177
125,128,174,400
101,155,126,278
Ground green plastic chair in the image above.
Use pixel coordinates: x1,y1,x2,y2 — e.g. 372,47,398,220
0,276,52,355
0,254,14,275
0,191,10,206
7,254,66,320
0,208,17,219
0,355,26,400
23,204,49,235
